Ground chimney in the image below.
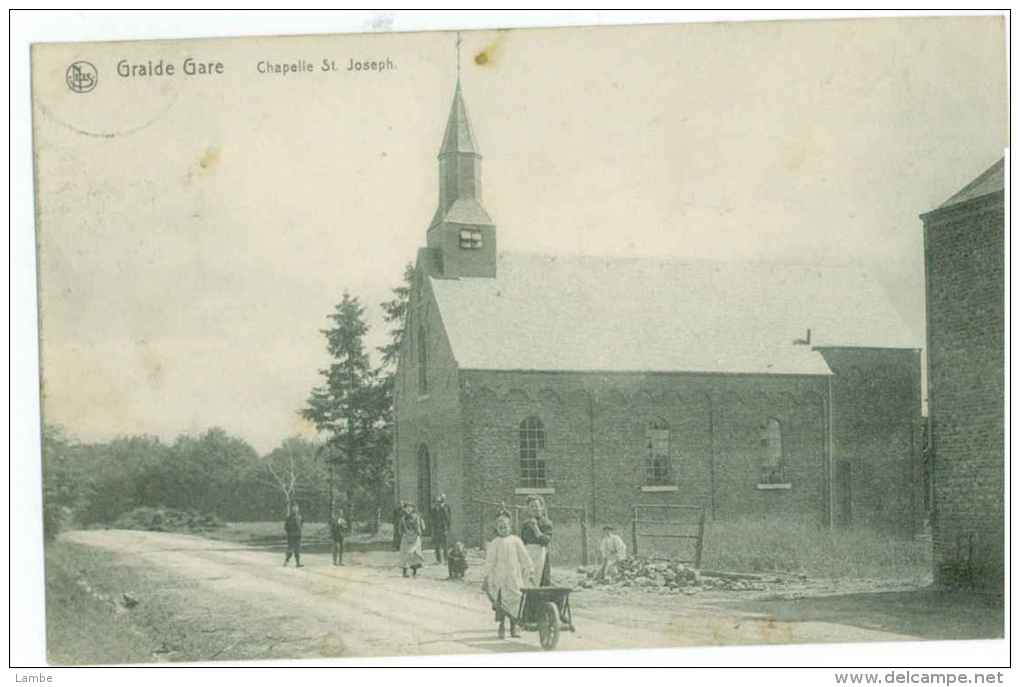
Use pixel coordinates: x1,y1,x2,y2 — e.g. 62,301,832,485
794,328,812,346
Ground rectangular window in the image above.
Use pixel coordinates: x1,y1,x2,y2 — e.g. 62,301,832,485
459,228,483,249
520,417,547,488
759,418,786,484
645,424,672,485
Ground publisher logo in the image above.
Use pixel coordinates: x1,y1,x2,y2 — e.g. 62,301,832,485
66,61,98,93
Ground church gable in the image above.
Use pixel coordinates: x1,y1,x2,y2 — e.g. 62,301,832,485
397,267,461,401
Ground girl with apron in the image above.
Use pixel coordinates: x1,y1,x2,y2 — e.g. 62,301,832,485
520,496,553,586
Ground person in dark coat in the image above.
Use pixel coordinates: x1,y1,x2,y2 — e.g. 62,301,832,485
431,494,452,563
392,501,405,552
330,508,350,566
283,503,304,567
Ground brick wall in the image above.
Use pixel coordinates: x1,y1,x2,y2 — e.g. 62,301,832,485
819,347,923,535
923,193,1005,593
395,293,924,550
457,370,836,547
394,273,466,537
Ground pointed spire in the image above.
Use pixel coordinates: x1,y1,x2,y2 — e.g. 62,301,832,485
439,79,478,156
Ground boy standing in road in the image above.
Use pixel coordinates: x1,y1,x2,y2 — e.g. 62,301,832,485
331,508,350,566
283,502,304,568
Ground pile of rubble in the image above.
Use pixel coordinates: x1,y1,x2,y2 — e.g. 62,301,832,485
575,557,782,593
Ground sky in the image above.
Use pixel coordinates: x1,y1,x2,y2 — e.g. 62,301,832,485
30,16,1008,453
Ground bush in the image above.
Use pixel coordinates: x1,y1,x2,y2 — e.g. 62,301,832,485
112,507,222,533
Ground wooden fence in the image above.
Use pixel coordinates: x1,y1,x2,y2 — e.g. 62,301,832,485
630,504,706,568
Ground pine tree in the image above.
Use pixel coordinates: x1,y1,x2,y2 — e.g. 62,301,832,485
378,262,415,370
302,292,386,522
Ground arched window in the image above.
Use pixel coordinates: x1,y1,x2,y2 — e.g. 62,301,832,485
645,420,672,485
760,418,785,484
417,325,428,395
416,444,431,511
519,416,547,488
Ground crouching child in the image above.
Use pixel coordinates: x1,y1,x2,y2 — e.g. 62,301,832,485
447,541,468,580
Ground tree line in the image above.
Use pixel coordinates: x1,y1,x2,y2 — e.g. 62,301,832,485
41,263,415,540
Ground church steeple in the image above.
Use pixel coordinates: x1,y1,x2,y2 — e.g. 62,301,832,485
432,80,487,223
423,50,497,280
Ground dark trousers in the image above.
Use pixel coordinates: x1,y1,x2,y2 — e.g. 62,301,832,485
332,538,345,565
433,532,447,562
284,537,302,565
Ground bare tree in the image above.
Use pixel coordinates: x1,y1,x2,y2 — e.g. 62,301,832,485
265,443,298,514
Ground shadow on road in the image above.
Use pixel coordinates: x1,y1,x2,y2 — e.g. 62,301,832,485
716,589,1003,641
413,630,536,653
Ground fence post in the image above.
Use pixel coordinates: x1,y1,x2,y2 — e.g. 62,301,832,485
631,506,639,558
694,507,706,569
580,508,589,566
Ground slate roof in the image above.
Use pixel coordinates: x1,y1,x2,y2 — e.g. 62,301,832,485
430,253,919,376
438,81,477,156
440,198,493,226
938,157,1004,209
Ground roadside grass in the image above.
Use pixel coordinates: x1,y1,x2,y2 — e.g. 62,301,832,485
699,517,932,580
44,541,168,665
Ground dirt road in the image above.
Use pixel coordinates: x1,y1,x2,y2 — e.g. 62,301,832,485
58,529,932,662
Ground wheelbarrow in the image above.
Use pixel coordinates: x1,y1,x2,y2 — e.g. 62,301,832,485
515,586,576,650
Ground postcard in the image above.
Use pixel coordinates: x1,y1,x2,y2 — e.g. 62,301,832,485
28,15,1007,665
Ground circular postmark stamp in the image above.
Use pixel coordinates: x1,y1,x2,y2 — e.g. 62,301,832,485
65,61,98,93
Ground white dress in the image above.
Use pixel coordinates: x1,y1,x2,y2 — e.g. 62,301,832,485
483,534,534,619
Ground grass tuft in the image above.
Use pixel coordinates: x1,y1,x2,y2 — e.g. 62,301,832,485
699,517,932,579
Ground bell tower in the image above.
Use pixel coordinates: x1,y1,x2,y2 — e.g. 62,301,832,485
422,37,497,279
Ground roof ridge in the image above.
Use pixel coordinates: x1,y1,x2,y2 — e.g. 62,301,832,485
495,250,872,271
938,156,1005,209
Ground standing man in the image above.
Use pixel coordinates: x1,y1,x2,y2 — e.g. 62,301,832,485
431,494,452,564
283,502,304,568
330,507,350,566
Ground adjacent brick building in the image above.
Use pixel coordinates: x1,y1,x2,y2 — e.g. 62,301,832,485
395,80,923,546
922,158,1005,593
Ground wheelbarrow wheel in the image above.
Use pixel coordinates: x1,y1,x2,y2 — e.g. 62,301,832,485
538,601,560,650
